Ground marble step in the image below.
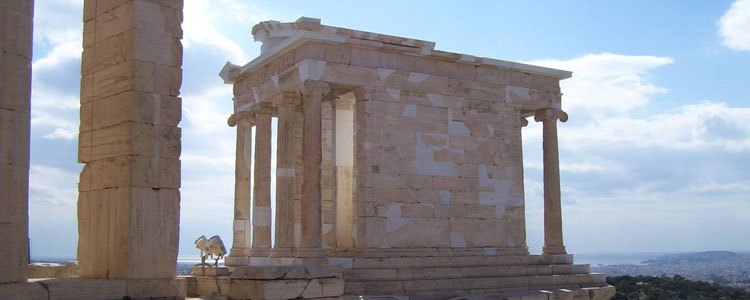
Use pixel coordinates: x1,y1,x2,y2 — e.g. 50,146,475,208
344,273,608,296
351,254,574,269
397,284,615,300
344,264,591,281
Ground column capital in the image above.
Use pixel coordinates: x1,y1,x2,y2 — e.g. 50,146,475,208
520,118,529,127
227,111,255,127
251,102,277,116
301,81,331,97
534,108,568,123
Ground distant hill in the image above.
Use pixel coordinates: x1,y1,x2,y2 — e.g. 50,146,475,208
642,251,743,265
608,275,750,300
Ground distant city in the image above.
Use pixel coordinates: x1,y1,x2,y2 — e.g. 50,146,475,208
589,251,750,290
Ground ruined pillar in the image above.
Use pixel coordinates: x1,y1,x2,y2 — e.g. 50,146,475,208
0,0,33,284
534,108,568,255
250,107,273,256
272,93,298,257
227,112,254,265
297,81,330,262
77,0,183,283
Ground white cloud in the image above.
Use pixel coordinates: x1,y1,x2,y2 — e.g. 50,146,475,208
526,53,673,115
719,0,750,51
183,0,262,63
562,102,750,152
28,164,79,207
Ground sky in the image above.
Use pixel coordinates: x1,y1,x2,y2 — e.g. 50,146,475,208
26,0,750,258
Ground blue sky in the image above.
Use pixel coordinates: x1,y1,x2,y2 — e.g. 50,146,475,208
27,0,750,258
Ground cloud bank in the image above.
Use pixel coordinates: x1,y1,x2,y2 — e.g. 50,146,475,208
719,0,750,51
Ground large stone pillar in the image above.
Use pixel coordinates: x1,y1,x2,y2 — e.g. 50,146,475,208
0,0,33,284
250,108,273,256
534,108,568,255
272,93,298,257
297,81,330,262
77,0,183,283
227,112,254,265
333,98,355,250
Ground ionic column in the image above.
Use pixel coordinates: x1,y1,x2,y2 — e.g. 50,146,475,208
534,108,568,255
296,81,330,262
227,112,254,265
250,108,273,256
272,93,298,257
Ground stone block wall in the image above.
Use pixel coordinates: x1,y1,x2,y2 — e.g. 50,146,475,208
354,84,527,250
77,0,183,279
0,0,33,284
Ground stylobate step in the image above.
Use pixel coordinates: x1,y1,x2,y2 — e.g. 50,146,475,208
344,264,591,281
344,273,607,295
351,254,574,269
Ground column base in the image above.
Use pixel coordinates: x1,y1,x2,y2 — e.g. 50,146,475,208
247,248,272,257
270,247,294,257
228,247,250,257
225,255,250,266
543,245,567,255
296,247,326,258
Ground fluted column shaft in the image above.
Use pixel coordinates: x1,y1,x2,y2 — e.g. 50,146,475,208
273,93,298,257
297,81,330,260
251,112,273,254
231,119,253,255
535,108,568,255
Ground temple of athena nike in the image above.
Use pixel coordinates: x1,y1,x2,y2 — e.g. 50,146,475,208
0,0,614,299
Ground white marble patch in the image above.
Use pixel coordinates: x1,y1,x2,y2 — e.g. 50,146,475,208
451,231,467,248
271,74,279,88
249,257,272,266
439,190,451,205
505,86,530,103
449,121,471,136
386,88,400,100
426,93,444,107
459,54,477,62
252,207,272,226
252,86,260,103
233,220,249,231
385,203,402,218
407,72,429,83
386,217,413,234
402,104,417,118
243,124,253,171
294,223,301,247
276,168,295,177
298,59,327,82
415,133,457,177
378,68,395,81
328,258,354,269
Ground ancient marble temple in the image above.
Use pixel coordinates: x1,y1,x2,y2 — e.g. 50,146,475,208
218,17,615,299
